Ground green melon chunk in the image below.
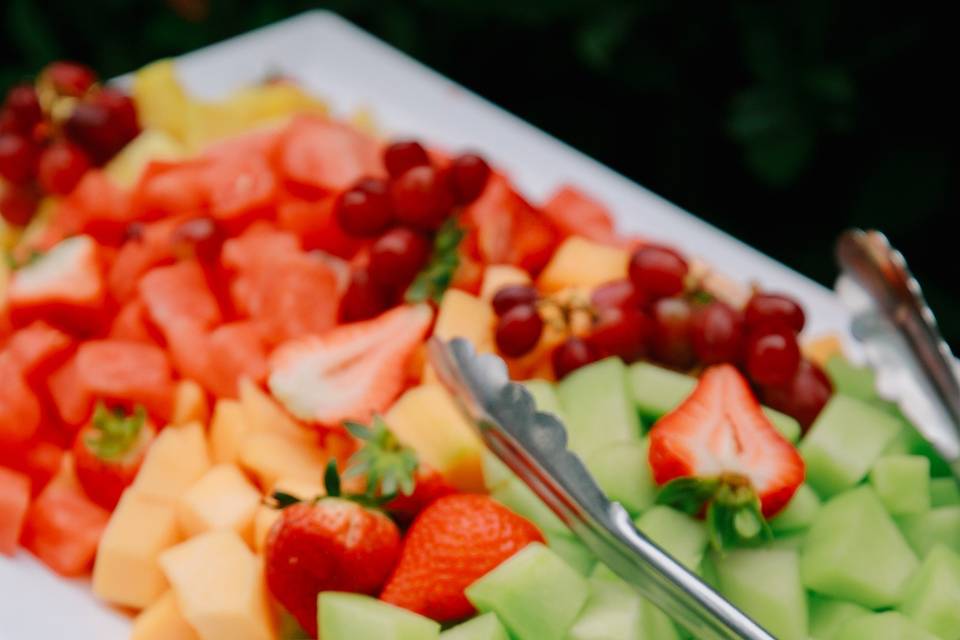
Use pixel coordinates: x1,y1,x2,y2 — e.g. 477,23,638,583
634,506,708,573
771,484,821,533
589,564,681,640
897,507,960,558
626,362,800,441
801,486,917,608
833,611,938,640
870,455,930,516
584,438,656,516
490,477,567,536
567,577,643,640
545,531,596,576
522,380,567,421
824,354,878,402
481,450,514,493
439,613,509,640
883,418,954,478
898,545,960,640
766,532,806,551
713,548,808,640
799,395,903,497
807,594,871,640
558,358,642,460
318,592,440,640
930,478,960,508
466,543,589,640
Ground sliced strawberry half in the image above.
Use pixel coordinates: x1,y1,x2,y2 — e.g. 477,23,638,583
648,364,804,548
268,304,433,427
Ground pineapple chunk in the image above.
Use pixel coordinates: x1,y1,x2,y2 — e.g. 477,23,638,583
385,384,484,492
209,399,249,465
177,465,261,544
131,591,200,640
104,129,186,187
133,422,211,503
239,431,327,490
133,60,192,142
537,237,628,292
171,379,210,427
480,264,532,300
160,530,277,640
92,491,180,609
252,477,325,552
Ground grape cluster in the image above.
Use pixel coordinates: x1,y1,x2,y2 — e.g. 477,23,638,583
337,140,490,322
0,62,140,226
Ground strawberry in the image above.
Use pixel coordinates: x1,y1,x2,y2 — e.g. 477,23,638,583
268,304,433,426
648,364,805,549
264,462,401,638
380,494,544,622
73,403,155,510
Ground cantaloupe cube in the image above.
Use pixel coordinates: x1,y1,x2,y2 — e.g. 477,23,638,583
537,237,628,292
385,384,484,492
433,289,495,353
171,379,210,427
93,491,180,609
177,465,261,544
480,265,532,301
209,399,249,465
253,477,325,552
160,530,277,640
131,591,200,640
239,431,327,490
239,379,311,442
133,422,211,504
802,334,843,368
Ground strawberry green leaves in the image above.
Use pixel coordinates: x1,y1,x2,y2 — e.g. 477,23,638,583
83,402,147,461
345,417,419,498
405,217,464,304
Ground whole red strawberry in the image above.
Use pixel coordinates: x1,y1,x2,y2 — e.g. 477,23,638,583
264,463,402,638
385,467,457,525
380,493,544,622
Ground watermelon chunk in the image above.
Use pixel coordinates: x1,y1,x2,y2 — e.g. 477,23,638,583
0,466,30,555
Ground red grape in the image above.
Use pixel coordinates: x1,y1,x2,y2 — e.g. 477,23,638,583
334,178,394,236
2,85,42,133
744,325,801,386
0,182,39,226
628,245,688,300
495,304,544,357
744,293,806,334
589,307,649,362
390,165,454,231
649,297,696,369
552,337,598,379
384,140,430,178
690,301,744,365
339,269,388,323
368,228,432,289
492,284,539,316
0,133,40,184
759,360,833,430
38,141,91,195
64,89,139,163
449,153,491,204
171,217,224,262
591,279,646,312
43,61,97,97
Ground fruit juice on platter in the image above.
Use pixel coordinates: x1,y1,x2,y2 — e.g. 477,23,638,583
2,54,958,640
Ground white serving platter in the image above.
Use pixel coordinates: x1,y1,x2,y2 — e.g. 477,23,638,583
0,10,858,639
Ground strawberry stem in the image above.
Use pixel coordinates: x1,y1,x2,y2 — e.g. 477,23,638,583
324,459,341,498
84,402,147,461
345,416,419,500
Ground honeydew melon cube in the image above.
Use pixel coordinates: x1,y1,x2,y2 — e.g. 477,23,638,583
440,613,508,640
133,421,211,503
766,532,807,552
567,577,643,640
176,464,261,543
466,543,589,640
491,477,566,536
799,395,903,497
713,548,808,640
801,486,917,608
558,358,642,461
870,455,930,516
897,507,960,557
584,439,656,516
807,594,871,640
898,544,960,639
479,264,531,301
824,354,878,402
634,506,707,573
770,484,821,533
930,478,960,507
318,592,439,640
545,531,596,575
209,399,249,465
537,237,629,293
481,450,514,493
589,564,681,640
130,591,200,640
523,379,566,420
882,418,954,478
159,530,276,640
93,491,180,609
833,611,938,640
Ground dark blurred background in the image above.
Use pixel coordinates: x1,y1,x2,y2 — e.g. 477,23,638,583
2,0,956,346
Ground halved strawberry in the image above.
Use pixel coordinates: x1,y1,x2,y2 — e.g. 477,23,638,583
268,304,433,427
648,364,804,548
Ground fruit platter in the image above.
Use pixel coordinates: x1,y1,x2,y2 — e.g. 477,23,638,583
2,12,959,640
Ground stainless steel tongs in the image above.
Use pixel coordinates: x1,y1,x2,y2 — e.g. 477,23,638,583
427,337,774,640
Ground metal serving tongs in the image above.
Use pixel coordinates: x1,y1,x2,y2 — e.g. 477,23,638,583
427,337,774,640
835,229,960,479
